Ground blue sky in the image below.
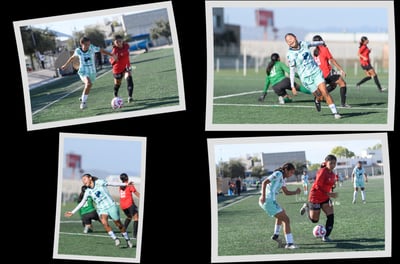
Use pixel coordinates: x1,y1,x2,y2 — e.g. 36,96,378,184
211,135,385,164
62,134,145,178
223,6,389,32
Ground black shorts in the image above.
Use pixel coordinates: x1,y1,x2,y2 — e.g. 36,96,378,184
308,199,331,211
325,73,341,85
122,204,139,218
361,64,373,71
113,66,132,79
272,78,297,96
81,211,100,226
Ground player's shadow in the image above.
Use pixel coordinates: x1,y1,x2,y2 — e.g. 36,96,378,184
332,111,382,118
299,237,385,250
351,102,386,107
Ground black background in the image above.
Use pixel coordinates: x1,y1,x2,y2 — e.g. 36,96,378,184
10,0,397,263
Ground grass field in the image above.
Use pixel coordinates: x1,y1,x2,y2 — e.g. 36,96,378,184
56,201,137,260
211,69,389,125
30,47,181,126
216,177,389,260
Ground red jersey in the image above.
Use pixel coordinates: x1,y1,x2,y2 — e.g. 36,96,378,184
119,184,137,210
358,44,370,66
111,42,131,74
308,167,336,203
314,45,333,78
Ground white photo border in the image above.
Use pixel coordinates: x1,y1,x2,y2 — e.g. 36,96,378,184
205,1,395,131
208,132,391,262
53,132,147,263
14,1,185,131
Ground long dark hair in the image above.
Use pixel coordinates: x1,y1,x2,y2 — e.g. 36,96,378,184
120,173,129,190
266,53,280,75
312,35,326,57
359,36,368,48
82,173,98,182
320,154,337,168
77,185,87,203
274,162,295,173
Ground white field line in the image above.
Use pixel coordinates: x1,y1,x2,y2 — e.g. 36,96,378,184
218,195,253,211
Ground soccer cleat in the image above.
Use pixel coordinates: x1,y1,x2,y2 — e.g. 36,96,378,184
114,238,121,246
271,234,284,248
352,200,356,204
300,203,308,215
285,243,299,249
80,102,87,109
363,200,366,204
379,88,386,92
341,104,351,108
83,227,93,233
334,114,341,119
314,97,321,112
278,96,285,104
127,240,134,248
128,97,133,103
322,236,332,242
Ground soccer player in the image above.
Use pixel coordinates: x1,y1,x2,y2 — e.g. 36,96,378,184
355,36,385,92
109,35,135,103
312,35,351,108
351,161,368,204
299,154,339,242
77,185,100,233
285,33,341,119
119,173,140,239
259,162,301,249
301,171,310,195
64,173,134,248
258,53,311,104
61,36,117,109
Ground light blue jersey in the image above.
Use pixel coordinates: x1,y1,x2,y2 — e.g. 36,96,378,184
287,41,325,92
259,171,286,217
74,44,100,82
301,174,309,186
352,166,366,188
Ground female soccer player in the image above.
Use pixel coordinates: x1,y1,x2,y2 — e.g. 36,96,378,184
301,171,310,195
65,173,134,248
258,53,311,104
61,36,117,109
109,35,135,103
119,173,140,239
351,161,368,204
285,33,341,119
300,154,339,242
355,36,384,92
312,35,350,108
259,163,301,249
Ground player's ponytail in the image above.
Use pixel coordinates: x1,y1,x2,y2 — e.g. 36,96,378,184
266,53,280,75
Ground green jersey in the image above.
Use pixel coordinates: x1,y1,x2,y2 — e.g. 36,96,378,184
79,196,96,216
263,61,290,92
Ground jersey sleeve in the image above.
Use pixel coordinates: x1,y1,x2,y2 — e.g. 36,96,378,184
263,75,271,93
91,44,101,53
71,191,89,214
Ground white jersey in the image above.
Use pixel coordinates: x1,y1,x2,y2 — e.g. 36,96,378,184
74,44,100,76
286,41,323,79
265,171,286,201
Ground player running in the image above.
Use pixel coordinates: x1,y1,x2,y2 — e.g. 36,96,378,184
119,173,140,239
285,33,341,119
61,36,116,109
259,162,301,249
65,173,134,248
109,35,135,103
258,53,311,104
312,35,351,108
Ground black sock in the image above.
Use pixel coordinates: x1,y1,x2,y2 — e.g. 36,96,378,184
373,75,382,90
356,76,371,86
325,214,334,237
114,84,121,97
340,86,347,105
127,76,134,97
133,220,138,238
124,218,131,230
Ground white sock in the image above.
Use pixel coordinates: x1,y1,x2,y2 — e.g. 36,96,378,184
328,104,338,114
274,224,281,235
108,230,117,240
122,231,130,240
82,94,88,102
285,233,294,244
361,191,366,201
353,191,357,201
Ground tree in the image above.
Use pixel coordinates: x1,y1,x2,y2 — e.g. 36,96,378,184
251,165,266,178
228,159,246,179
150,19,171,45
331,146,355,158
290,161,307,182
368,144,382,150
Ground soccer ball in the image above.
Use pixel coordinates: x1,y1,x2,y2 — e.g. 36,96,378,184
111,97,123,109
313,224,326,238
